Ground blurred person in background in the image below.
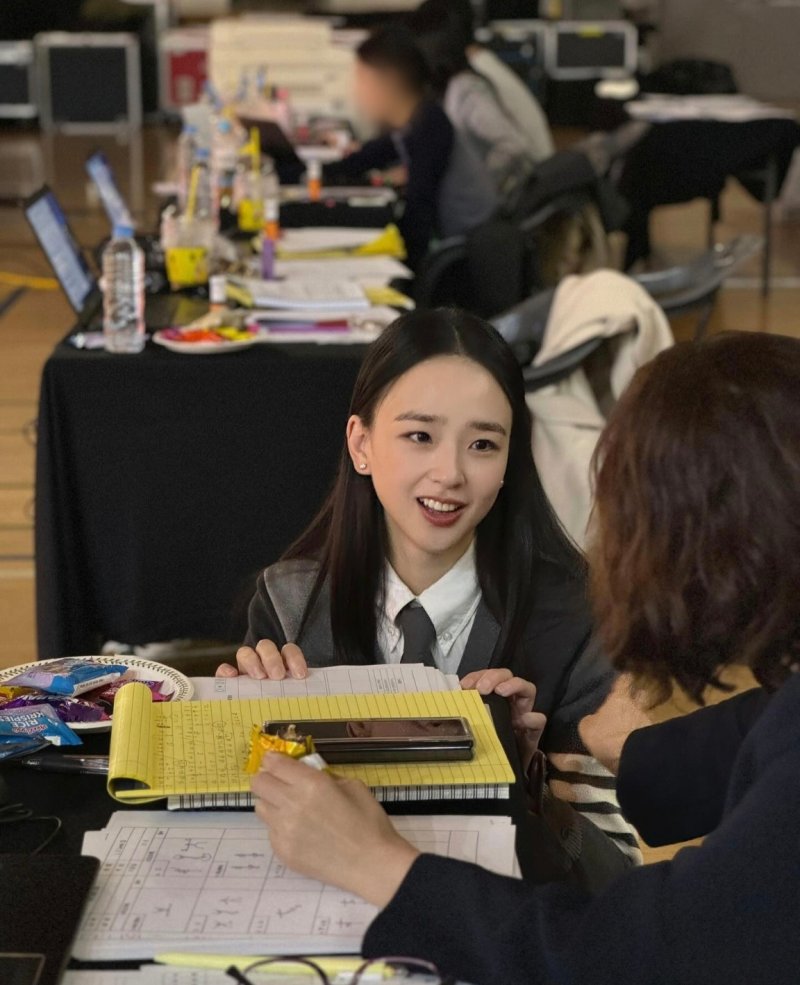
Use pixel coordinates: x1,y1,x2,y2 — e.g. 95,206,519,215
324,24,497,268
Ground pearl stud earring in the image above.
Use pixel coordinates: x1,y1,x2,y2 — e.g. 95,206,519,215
359,462,368,470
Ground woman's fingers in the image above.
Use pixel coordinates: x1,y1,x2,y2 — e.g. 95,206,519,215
251,753,311,810
496,677,538,718
226,641,309,680
281,643,308,680
513,710,547,743
460,668,514,695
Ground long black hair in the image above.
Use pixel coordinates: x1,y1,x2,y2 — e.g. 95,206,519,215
285,308,582,665
410,0,474,94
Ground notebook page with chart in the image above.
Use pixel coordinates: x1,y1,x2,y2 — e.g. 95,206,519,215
75,811,518,961
107,685,514,805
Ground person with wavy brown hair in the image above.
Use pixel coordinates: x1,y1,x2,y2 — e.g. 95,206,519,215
249,332,800,985
589,331,800,705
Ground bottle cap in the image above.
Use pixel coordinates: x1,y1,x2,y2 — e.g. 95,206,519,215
113,223,135,239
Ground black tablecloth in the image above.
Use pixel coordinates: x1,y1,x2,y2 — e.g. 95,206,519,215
618,117,800,265
36,339,366,658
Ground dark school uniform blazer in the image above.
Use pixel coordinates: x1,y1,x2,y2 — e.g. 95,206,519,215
244,557,640,865
364,675,800,985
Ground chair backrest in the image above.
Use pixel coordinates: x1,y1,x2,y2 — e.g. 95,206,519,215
412,236,469,311
413,219,528,318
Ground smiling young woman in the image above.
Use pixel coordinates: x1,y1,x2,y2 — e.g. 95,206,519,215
218,307,641,874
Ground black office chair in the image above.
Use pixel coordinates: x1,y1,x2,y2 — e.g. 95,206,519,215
491,236,761,392
491,287,606,393
635,235,762,338
412,217,529,317
413,191,598,318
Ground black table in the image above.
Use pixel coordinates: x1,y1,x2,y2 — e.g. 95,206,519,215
617,117,800,267
36,338,366,659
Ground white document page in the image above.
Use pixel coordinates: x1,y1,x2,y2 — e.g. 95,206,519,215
229,278,369,311
277,228,385,254
190,663,461,702
274,256,411,282
75,812,516,961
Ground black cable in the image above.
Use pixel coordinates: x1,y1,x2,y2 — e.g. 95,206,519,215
0,802,63,855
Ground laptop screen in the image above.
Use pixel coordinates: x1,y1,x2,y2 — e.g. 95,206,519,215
24,189,96,314
85,151,134,231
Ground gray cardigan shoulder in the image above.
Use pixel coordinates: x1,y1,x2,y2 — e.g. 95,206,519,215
248,559,339,667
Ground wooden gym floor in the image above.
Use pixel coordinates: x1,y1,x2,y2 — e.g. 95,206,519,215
0,124,797,862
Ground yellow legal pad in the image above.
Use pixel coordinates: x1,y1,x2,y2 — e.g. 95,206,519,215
107,683,514,805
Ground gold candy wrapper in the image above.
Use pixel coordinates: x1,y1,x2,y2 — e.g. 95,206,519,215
245,723,327,774
0,685,34,704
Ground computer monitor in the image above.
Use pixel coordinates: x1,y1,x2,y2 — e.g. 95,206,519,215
23,186,97,315
85,150,134,230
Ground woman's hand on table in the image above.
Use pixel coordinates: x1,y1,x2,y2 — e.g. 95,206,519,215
460,669,546,773
578,674,652,776
252,754,419,908
216,640,309,680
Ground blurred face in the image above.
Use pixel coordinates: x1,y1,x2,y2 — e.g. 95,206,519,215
353,60,408,126
347,356,511,587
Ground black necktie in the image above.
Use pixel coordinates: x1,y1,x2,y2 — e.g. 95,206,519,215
397,601,437,667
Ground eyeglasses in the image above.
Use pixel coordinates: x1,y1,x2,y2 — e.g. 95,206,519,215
226,955,454,985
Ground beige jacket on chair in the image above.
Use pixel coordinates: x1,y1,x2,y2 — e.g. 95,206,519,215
528,271,673,549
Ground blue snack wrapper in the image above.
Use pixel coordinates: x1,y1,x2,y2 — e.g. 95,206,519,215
6,659,129,697
0,703,82,747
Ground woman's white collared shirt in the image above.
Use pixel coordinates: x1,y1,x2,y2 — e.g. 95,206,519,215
377,542,482,675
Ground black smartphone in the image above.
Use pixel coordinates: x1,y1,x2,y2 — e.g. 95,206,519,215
263,717,475,764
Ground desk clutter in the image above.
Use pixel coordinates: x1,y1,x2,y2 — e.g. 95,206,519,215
1,662,517,982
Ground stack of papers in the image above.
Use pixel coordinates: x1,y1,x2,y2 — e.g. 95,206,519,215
75,811,518,961
274,255,412,282
190,662,461,701
277,227,387,255
228,277,369,311
105,685,515,807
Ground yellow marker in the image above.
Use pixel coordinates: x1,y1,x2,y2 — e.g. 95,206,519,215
185,165,201,221
154,953,393,977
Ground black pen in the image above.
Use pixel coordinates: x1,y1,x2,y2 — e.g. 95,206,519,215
17,754,109,775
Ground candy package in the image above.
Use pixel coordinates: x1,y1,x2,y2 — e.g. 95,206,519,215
83,677,168,712
6,660,129,697
0,685,35,704
0,692,109,723
0,703,82,752
245,723,327,774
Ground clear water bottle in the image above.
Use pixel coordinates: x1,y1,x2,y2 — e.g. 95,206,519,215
176,124,198,211
192,147,218,229
102,224,145,354
212,117,242,225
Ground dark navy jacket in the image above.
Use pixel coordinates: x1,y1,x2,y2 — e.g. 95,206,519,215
364,675,800,985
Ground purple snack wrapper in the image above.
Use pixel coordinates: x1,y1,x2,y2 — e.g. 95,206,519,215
0,703,82,746
1,692,109,723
